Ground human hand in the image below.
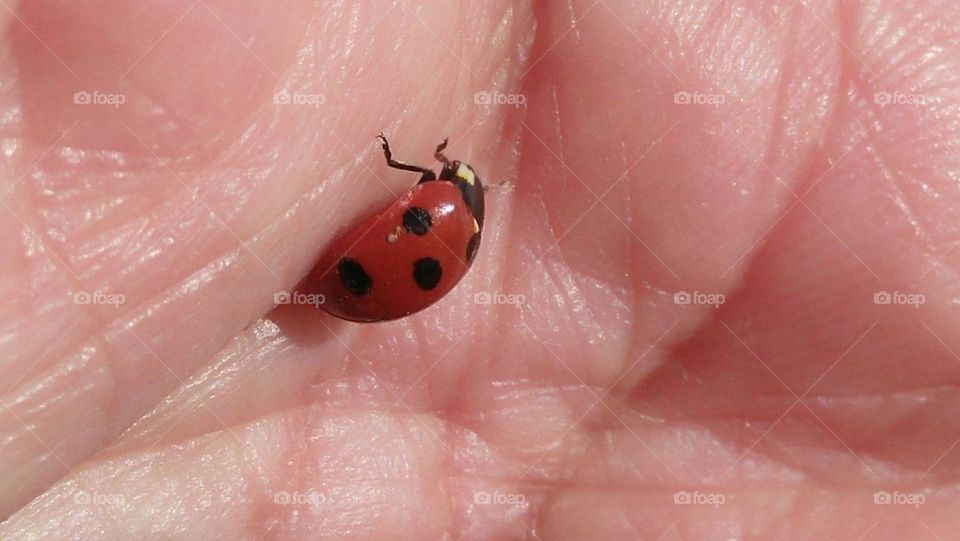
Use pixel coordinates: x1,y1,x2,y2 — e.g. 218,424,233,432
1,1,958,539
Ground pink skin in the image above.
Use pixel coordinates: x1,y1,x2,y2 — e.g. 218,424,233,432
0,0,958,539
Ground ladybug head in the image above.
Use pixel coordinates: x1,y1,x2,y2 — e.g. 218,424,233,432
440,160,485,229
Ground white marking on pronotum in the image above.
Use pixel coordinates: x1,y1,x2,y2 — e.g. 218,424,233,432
456,164,475,185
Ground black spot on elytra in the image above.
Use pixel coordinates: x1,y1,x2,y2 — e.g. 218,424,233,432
466,233,481,264
338,257,372,296
412,257,442,290
402,207,432,236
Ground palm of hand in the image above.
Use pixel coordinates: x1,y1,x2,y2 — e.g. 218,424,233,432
1,2,957,540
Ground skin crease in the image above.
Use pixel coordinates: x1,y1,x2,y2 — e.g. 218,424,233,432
0,0,959,539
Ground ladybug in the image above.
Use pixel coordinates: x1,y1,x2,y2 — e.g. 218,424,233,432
305,133,484,322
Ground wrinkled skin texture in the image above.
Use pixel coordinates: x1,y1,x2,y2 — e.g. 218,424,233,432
1,1,960,539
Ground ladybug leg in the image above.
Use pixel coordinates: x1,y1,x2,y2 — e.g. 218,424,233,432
484,180,515,192
434,138,450,165
377,133,434,179
435,138,462,181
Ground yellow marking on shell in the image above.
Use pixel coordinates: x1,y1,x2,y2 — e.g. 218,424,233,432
456,164,475,185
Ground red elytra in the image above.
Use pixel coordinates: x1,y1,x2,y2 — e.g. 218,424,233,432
304,135,484,322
